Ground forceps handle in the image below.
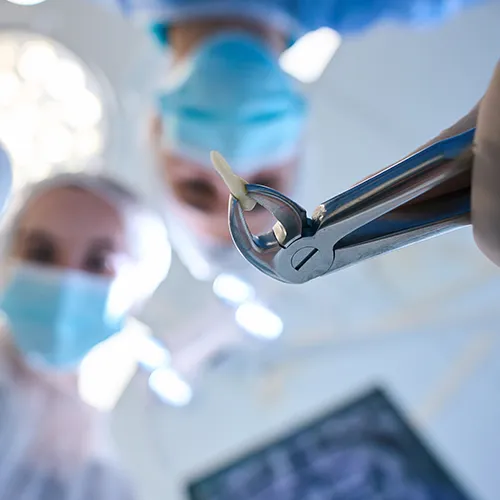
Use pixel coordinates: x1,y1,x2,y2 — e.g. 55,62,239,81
329,188,470,272
328,155,472,273
331,213,469,273
314,128,475,242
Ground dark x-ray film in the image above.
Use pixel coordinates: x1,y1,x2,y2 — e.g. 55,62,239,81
187,388,473,500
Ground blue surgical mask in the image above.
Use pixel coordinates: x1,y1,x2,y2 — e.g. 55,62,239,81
0,264,126,369
158,32,307,174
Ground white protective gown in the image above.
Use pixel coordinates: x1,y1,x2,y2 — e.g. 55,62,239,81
0,332,135,500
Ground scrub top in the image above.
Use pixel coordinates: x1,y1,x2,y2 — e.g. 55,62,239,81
97,0,484,45
0,333,135,500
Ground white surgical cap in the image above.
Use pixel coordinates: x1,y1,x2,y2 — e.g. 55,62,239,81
0,172,171,302
0,144,12,217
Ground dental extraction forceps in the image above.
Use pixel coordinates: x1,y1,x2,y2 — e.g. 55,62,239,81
229,128,475,284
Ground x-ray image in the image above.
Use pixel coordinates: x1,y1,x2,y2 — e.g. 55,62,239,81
187,388,472,500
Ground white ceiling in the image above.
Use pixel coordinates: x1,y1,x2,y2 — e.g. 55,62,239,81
1,0,500,499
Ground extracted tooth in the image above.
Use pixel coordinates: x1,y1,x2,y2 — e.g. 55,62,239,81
210,151,256,211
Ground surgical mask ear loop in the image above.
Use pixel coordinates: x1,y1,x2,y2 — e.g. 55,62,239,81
210,151,256,211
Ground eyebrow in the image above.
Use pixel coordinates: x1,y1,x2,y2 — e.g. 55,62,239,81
17,231,116,252
16,229,54,246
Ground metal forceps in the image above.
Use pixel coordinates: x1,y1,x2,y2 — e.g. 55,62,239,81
229,128,475,284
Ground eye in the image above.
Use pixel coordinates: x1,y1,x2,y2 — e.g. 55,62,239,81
23,241,56,265
247,174,282,213
250,174,279,190
177,179,219,212
83,252,111,275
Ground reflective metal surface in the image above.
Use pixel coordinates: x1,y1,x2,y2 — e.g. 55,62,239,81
229,128,474,284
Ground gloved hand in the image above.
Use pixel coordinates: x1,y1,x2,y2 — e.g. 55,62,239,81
416,59,500,267
369,60,500,268
471,60,500,267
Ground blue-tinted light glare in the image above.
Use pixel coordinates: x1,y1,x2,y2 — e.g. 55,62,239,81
213,273,253,305
235,302,283,340
149,368,192,407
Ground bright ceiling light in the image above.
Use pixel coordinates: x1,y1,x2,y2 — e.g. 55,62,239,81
124,318,170,370
74,128,104,158
149,368,193,407
235,301,283,340
64,89,103,129
0,71,21,106
79,340,138,412
135,337,170,371
213,273,254,305
279,28,342,84
79,319,169,411
37,124,74,164
79,332,138,412
0,32,106,190
6,0,47,5
45,59,86,101
17,41,58,83
0,41,17,70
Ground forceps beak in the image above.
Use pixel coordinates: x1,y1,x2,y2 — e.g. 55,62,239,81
228,184,308,281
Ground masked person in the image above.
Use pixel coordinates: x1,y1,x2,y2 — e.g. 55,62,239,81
94,0,486,281
0,172,170,499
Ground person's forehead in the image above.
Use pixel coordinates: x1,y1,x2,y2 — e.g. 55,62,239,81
17,186,124,236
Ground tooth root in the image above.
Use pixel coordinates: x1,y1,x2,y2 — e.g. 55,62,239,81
210,151,257,211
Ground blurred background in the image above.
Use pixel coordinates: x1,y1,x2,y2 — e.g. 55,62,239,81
0,0,500,498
